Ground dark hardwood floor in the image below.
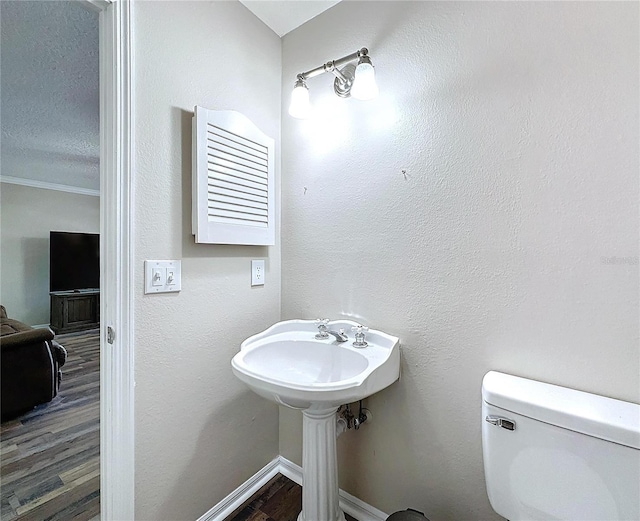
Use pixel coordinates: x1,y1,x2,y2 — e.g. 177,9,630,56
1,330,100,521
226,474,356,521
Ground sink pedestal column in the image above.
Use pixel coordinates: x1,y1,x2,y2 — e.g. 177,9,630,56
297,407,346,521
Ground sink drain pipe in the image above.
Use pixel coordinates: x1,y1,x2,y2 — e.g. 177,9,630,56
336,416,349,437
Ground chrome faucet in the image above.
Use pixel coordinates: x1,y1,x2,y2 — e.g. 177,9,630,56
315,319,348,342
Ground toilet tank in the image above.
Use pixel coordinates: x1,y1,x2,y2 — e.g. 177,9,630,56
481,371,640,521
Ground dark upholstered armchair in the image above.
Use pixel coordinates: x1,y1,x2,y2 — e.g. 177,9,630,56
1,305,67,420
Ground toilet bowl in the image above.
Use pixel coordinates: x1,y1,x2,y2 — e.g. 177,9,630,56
482,371,640,520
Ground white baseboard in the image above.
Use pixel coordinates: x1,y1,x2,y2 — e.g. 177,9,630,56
197,455,388,521
338,487,389,521
277,455,302,485
196,457,281,521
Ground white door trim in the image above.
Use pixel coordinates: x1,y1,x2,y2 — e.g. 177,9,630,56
83,0,113,13
97,0,135,519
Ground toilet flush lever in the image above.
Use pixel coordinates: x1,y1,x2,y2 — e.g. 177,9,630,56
486,415,516,431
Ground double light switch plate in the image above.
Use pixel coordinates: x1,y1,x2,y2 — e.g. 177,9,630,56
145,260,182,294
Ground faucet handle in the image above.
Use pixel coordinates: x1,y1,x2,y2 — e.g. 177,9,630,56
315,318,330,339
351,325,369,348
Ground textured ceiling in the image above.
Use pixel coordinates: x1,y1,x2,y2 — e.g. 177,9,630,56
0,1,338,191
1,1,99,191
239,0,341,37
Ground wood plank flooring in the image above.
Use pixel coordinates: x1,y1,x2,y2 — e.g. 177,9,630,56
1,330,100,521
226,474,356,521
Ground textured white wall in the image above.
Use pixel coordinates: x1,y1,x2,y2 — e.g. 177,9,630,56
280,2,639,519
0,183,99,325
133,2,281,519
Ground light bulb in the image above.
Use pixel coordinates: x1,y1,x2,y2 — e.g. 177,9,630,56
289,81,310,119
351,61,379,101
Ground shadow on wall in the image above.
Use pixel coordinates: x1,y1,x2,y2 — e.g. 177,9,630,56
323,312,497,518
336,351,465,518
160,389,278,520
22,236,49,325
176,107,270,261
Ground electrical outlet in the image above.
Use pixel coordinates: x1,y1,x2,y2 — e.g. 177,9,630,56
251,259,265,286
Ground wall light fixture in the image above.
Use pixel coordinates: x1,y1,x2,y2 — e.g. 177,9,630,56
288,47,379,119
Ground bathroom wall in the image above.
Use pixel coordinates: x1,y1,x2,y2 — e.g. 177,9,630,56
0,183,99,325
280,2,639,519
133,2,281,519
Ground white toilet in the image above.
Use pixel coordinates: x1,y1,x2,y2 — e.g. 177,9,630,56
482,371,640,520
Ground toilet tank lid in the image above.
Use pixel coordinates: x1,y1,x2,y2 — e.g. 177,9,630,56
482,371,640,449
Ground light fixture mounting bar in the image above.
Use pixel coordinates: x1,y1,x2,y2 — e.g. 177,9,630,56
297,48,369,81
288,46,378,117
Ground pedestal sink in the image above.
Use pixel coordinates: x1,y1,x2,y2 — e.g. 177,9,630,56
231,319,400,521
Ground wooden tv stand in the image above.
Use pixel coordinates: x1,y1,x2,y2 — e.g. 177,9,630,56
50,290,100,334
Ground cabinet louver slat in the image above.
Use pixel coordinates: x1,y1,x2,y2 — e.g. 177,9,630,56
208,193,268,211
207,162,268,186
209,185,268,205
193,108,275,245
206,138,268,165
207,150,268,179
208,179,268,199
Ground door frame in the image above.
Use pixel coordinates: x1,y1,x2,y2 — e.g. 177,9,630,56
85,0,135,518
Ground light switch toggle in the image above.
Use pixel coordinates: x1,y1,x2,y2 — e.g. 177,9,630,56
152,268,164,286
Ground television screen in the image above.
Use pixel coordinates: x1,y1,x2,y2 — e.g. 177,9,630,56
50,232,100,292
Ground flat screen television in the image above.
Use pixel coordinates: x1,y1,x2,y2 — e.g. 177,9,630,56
50,231,100,293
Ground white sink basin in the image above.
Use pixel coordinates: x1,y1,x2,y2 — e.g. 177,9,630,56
232,319,401,521
231,319,400,409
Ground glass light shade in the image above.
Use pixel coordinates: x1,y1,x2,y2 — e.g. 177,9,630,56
289,83,310,119
351,62,379,100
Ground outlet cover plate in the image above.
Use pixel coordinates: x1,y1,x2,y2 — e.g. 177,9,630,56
251,259,265,286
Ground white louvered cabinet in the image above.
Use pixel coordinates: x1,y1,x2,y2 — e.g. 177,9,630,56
192,107,275,245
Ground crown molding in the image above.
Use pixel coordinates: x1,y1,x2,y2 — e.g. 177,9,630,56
0,176,100,197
